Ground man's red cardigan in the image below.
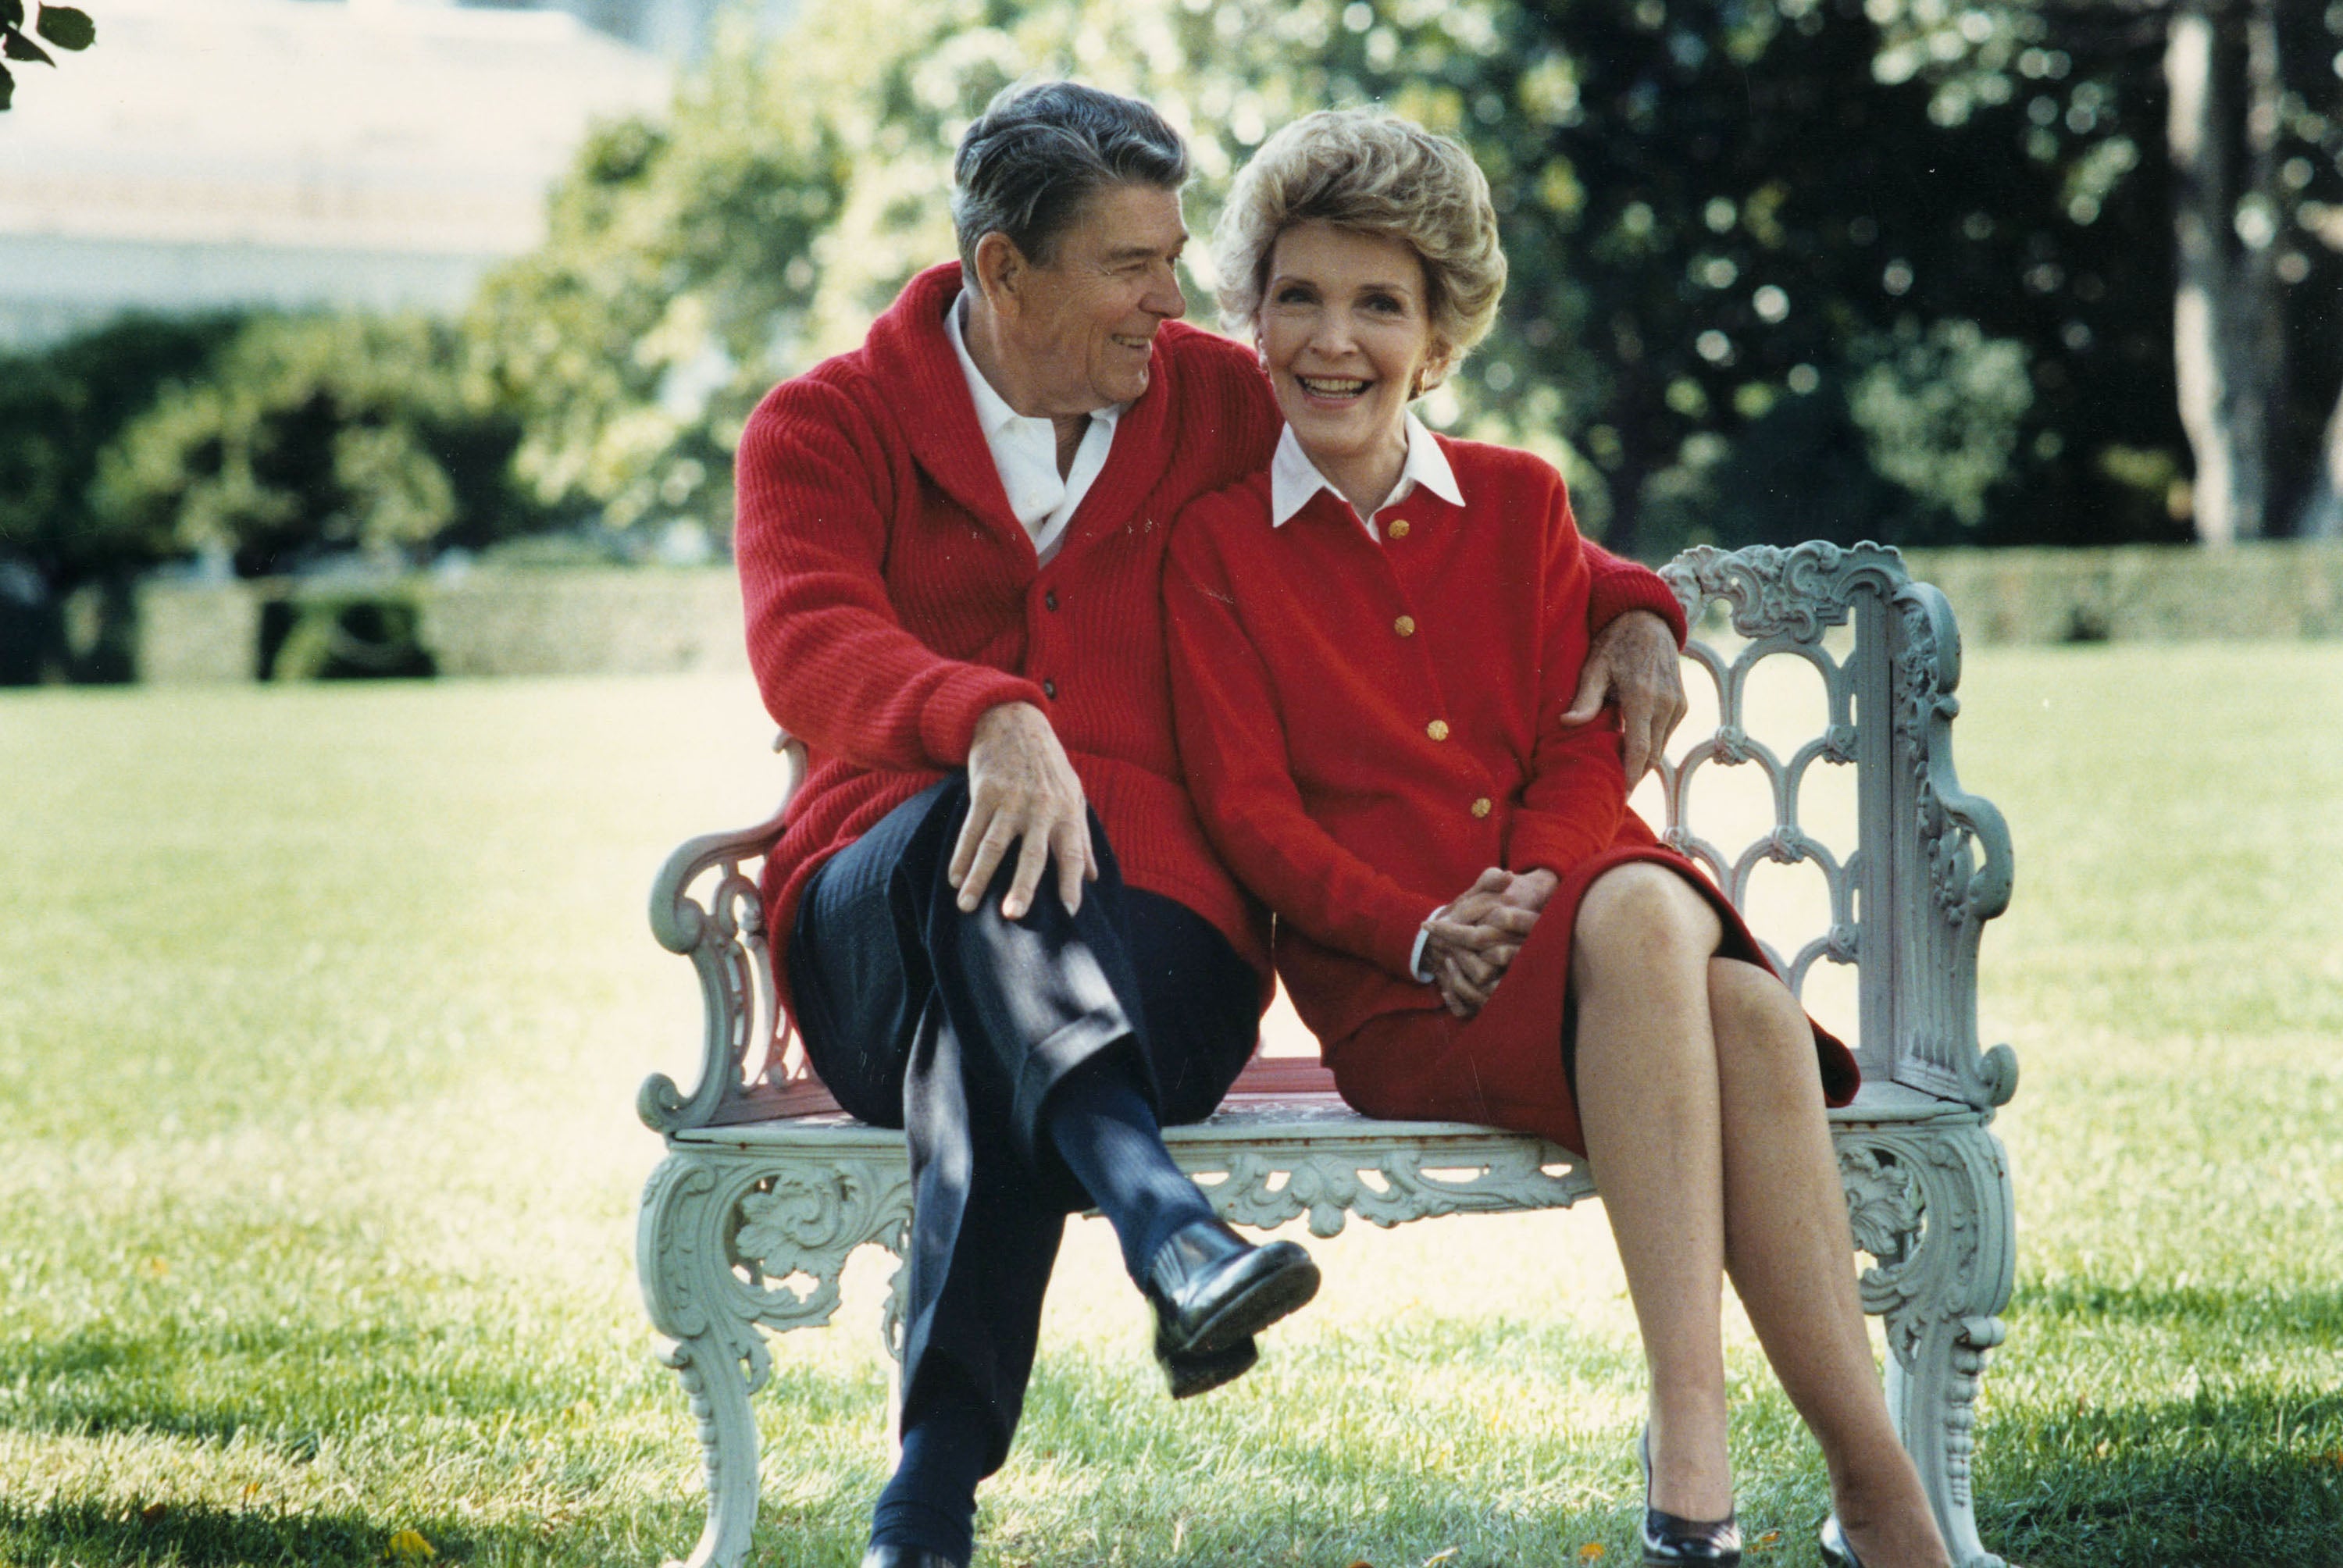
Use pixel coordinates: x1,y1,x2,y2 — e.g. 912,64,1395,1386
733,262,1686,991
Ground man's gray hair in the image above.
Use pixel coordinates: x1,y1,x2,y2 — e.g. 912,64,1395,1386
952,80,1189,283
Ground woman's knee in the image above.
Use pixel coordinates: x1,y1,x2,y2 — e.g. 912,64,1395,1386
1706,957,1814,1073
1572,864,1724,984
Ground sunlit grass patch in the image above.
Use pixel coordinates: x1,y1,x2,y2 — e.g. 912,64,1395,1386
1,647,2339,1565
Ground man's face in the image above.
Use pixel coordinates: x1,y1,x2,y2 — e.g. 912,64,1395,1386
1003,182,1189,414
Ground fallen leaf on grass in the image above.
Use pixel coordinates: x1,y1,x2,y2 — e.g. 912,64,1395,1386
1578,1545,1606,1561
1752,1531,1782,1551
1424,1550,1461,1566
386,1529,437,1562
139,1503,167,1525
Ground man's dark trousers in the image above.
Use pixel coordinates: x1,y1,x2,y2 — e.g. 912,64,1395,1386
787,774,1260,1470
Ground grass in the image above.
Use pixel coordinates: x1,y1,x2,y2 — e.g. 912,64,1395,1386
0,645,2338,1567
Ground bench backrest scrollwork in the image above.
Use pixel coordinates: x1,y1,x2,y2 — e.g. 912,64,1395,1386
641,541,2016,1135
1658,542,2015,1111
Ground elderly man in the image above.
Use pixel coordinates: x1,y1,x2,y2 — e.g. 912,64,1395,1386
733,80,1689,1568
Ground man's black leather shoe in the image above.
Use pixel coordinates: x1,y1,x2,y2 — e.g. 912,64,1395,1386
859,1547,961,1568
1142,1217,1319,1360
1155,1330,1258,1399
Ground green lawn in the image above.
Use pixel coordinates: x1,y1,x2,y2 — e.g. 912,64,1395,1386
1,647,2338,1567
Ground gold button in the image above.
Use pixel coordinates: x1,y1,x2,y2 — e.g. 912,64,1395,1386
1426,719,1450,742
1471,796,1492,818
1387,519,1411,540
1393,615,1416,637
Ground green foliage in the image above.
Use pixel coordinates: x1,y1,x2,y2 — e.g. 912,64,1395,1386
33,1,89,49
263,595,437,681
469,23,854,536
487,0,2263,557
0,313,244,587
1862,0,2343,533
91,314,544,578
1849,319,2035,528
0,1,95,110
18,0,2340,572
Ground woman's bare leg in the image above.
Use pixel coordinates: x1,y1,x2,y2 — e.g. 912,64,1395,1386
1571,864,1734,1520
1706,957,1949,1568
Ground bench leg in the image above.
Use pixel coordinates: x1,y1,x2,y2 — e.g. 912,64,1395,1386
1839,1121,2015,1568
640,1156,776,1568
639,1147,919,1566
655,1327,767,1568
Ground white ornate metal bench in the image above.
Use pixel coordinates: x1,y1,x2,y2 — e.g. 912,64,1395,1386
636,540,2019,1568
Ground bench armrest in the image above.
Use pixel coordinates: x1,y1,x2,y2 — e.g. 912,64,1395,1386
638,738,804,1134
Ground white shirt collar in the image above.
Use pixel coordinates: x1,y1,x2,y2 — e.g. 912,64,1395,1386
1268,411,1463,536
944,291,1122,563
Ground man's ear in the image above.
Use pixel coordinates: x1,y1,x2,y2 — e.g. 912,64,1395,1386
972,231,1026,320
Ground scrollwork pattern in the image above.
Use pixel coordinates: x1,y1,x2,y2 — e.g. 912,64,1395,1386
733,1160,915,1331
1663,540,1906,641
1184,1143,1593,1238
1833,1117,2016,1568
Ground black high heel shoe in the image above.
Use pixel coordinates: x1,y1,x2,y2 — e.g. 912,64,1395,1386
1636,1429,1742,1566
1817,1515,1863,1568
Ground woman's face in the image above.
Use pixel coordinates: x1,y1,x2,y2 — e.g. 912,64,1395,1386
1257,221,1443,477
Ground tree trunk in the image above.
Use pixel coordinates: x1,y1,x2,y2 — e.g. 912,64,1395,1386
2240,0,2289,532
2298,383,2343,540
2165,0,2281,545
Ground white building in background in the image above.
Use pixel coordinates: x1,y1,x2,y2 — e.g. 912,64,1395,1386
0,0,683,349
558,0,799,62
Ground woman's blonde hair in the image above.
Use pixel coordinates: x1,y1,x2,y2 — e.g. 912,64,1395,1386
1213,108,1507,387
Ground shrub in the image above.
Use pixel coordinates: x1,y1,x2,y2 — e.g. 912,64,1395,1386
91,314,549,579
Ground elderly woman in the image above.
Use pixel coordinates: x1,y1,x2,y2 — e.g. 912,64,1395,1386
1164,110,1952,1568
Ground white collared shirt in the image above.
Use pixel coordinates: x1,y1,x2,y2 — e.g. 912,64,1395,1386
1268,411,1464,540
946,292,1122,565
1267,412,1469,983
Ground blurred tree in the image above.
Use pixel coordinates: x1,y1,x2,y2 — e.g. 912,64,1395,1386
1424,0,2122,555
91,314,543,579
469,41,849,543
487,0,2334,554
1864,0,2343,541
0,0,94,112
0,314,242,595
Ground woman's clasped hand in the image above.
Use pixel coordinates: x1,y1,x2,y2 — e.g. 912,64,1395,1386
1419,866,1556,1018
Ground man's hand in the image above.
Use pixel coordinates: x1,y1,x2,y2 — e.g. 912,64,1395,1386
1558,608,1689,785
950,702,1098,921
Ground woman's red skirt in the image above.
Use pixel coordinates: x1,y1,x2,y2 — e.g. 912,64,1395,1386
1324,843,1860,1157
